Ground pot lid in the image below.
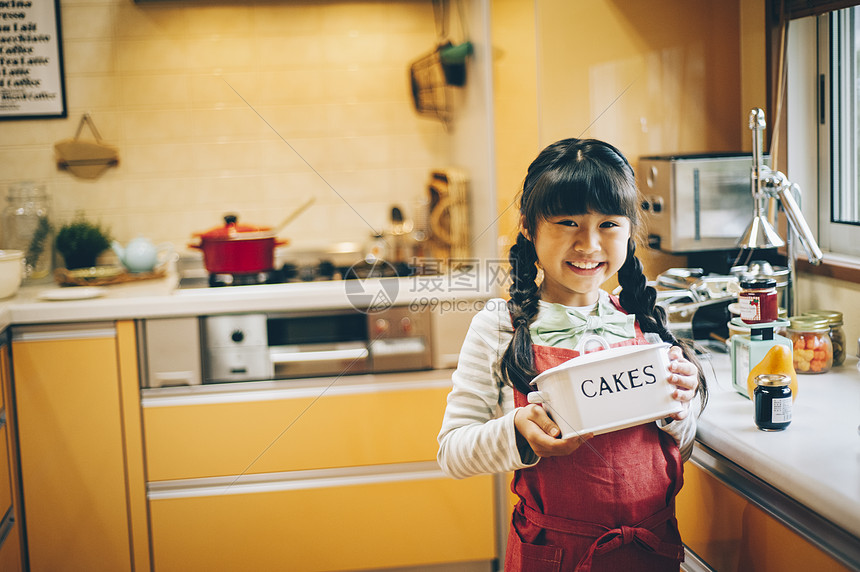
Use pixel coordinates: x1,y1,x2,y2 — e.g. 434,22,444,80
193,214,273,240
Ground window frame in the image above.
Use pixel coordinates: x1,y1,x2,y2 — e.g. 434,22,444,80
816,9,860,258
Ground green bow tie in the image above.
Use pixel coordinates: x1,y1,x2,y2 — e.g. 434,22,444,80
531,303,636,350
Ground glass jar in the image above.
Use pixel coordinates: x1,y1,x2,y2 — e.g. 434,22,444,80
754,373,792,431
803,310,845,367
788,316,833,374
739,278,779,324
2,182,52,282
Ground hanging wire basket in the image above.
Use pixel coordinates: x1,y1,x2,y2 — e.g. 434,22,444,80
409,46,452,127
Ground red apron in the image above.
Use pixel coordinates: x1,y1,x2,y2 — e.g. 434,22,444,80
505,298,685,572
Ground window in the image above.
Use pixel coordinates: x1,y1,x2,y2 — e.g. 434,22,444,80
817,7,860,257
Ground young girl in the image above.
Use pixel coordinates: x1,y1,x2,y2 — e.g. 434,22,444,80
437,138,706,571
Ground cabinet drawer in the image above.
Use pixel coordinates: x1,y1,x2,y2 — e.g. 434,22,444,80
143,376,452,481
149,466,495,571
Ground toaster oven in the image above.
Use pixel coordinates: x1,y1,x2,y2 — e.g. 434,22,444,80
638,153,769,253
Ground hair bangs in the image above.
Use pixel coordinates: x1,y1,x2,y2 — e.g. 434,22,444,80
522,157,639,230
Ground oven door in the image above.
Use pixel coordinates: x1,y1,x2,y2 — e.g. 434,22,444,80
267,311,370,379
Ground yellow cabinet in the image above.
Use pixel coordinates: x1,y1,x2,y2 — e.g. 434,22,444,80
143,373,497,570
143,374,453,480
11,322,149,572
677,446,854,571
149,468,496,572
0,335,22,572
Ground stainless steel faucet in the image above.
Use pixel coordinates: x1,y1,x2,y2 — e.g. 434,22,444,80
739,108,823,315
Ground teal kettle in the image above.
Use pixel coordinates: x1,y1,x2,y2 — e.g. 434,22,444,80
112,237,172,273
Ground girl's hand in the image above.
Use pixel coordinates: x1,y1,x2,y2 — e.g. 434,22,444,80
667,345,699,421
514,404,593,458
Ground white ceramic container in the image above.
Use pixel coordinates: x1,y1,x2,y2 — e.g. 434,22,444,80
528,341,682,437
0,249,24,299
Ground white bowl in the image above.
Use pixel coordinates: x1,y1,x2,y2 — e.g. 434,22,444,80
528,341,682,437
0,250,24,299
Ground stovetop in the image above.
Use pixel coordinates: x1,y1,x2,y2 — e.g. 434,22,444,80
176,259,421,290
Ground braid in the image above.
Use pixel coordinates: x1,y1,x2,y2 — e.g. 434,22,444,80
617,239,672,342
499,233,540,395
617,238,709,411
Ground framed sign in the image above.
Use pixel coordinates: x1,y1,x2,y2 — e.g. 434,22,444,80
0,0,67,120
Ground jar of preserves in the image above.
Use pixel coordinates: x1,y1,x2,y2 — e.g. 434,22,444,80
739,278,779,324
804,310,845,367
788,316,833,374
2,181,52,282
754,373,792,431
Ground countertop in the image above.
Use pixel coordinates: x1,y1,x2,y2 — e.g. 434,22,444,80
1,274,858,549
699,350,860,542
0,266,494,330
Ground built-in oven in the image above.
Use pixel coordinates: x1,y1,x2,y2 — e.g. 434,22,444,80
138,305,433,388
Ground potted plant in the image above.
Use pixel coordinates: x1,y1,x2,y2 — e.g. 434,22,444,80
55,217,112,269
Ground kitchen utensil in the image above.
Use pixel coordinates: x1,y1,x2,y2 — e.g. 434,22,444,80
527,339,680,437
426,168,469,263
112,237,173,273
0,250,24,299
54,114,119,179
189,214,288,275
410,47,452,125
272,198,315,236
408,0,471,125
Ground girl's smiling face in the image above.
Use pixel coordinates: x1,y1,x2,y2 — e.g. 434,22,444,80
528,211,631,307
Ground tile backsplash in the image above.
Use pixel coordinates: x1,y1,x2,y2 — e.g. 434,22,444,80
0,0,458,259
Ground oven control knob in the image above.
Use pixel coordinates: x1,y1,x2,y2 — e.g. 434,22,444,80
231,330,245,343
374,318,390,335
400,317,413,333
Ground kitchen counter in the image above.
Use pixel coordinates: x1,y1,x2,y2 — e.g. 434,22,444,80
1,274,859,563
698,349,860,561
0,266,494,329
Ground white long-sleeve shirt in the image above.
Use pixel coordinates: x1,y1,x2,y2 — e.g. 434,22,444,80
436,295,699,480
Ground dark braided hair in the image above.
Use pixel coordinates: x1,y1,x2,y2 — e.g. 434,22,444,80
499,138,707,411
618,238,708,410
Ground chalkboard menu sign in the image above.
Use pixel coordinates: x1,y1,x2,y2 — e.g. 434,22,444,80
0,0,66,120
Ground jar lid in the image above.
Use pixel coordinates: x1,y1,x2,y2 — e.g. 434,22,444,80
755,373,791,387
788,316,831,331
7,181,47,200
740,277,777,289
803,309,843,325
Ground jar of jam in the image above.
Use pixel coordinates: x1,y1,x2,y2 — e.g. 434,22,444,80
739,278,779,324
754,373,792,431
788,316,833,374
804,310,845,366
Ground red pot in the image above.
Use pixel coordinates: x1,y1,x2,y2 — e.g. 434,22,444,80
189,214,288,274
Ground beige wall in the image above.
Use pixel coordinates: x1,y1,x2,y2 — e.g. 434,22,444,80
492,0,744,287
0,0,461,254
490,0,539,250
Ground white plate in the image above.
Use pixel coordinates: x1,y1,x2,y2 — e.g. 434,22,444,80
38,287,106,301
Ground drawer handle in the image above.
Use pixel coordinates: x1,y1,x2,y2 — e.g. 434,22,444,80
270,348,369,364
154,371,197,387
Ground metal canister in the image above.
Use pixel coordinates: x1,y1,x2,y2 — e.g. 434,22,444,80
754,373,792,431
